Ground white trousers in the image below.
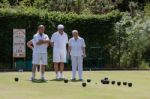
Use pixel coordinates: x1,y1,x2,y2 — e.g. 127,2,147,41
71,56,83,79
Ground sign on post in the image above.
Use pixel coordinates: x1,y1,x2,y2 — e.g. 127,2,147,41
13,29,26,58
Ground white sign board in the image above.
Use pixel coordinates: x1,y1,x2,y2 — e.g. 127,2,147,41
13,29,26,58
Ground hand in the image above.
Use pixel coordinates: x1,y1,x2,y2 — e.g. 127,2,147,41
51,42,54,47
30,47,33,50
82,54,86,58
67,52,71,60
36,40,43,45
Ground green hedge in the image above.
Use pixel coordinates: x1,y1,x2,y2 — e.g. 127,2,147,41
0,7,121,69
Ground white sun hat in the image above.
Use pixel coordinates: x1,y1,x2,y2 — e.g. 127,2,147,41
57,24,64,29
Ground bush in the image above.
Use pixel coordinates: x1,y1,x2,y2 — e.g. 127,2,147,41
111,10,150,69
0,7,121,69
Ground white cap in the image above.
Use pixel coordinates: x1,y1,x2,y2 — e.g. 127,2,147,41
57,24,64,29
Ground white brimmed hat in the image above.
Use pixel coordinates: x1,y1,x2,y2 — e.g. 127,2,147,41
57,24,64,29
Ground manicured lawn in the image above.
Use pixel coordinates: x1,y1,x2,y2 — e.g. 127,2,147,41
0,71,150,99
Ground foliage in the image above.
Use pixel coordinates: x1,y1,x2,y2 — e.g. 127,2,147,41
110,8,150,68
0,7,121,69
0,0,119,14
0,0,10,8
144,3,150,16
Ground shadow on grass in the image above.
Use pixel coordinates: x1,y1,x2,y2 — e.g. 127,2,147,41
31,79,48,83
50,79,83,83
71,80,83,82
50,79,64,82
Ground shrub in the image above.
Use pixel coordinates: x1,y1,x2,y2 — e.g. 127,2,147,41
0,7,121,69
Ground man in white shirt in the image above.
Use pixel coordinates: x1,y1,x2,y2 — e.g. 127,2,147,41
51,24,68,79
28,25,49,80
68,30,86,81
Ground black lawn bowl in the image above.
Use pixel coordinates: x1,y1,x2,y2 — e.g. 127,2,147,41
14,77,19,82
128,83,132,87
82,82,87,87
64,79,68,83
111,81,115,85
87,79,91,83
104,77,108,81
101,79,109,84
117,82,121,86
101,79,105,84
123,82,127,86
105,80,110,84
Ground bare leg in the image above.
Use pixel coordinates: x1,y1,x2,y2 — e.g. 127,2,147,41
59,62,64,79
54,63,60,79
41,65,45,79
54,63,59,74
60,62,64,73
37,65,40,72
32,65,36,73
41,65,45,74
32,64,37,79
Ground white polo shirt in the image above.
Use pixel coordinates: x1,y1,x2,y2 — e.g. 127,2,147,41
51,32,68,51
32,33,49,54
69,37,86,56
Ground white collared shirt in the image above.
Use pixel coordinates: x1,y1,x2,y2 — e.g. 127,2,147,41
69,37,86,56
32,33,49,53
51,32,68,51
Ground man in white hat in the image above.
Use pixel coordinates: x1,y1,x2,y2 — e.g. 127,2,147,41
28,25,49,80
51,24,68,79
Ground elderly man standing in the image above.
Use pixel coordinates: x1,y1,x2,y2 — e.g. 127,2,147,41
51,24,68,79
29,25,49,80
68,30,86,81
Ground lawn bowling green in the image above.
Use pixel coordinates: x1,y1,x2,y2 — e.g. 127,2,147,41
0,71,150,99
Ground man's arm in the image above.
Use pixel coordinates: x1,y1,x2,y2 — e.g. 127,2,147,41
50,34,54,47
27,40,33,50
82,39,86,57
42,40,50,43
68,39,71,55
36,40,43,45
68,46,71,54
36,35,50,45
33,35,42,45
82,47,86,56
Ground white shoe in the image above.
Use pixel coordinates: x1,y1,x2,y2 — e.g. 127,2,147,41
60,73,64,79
29,77,35,81
41,77,47,81
56,73,60,80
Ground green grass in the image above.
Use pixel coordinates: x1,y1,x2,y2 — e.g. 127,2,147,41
0,71,150,99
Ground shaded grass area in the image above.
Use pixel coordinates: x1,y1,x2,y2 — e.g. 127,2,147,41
0,71,150,99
